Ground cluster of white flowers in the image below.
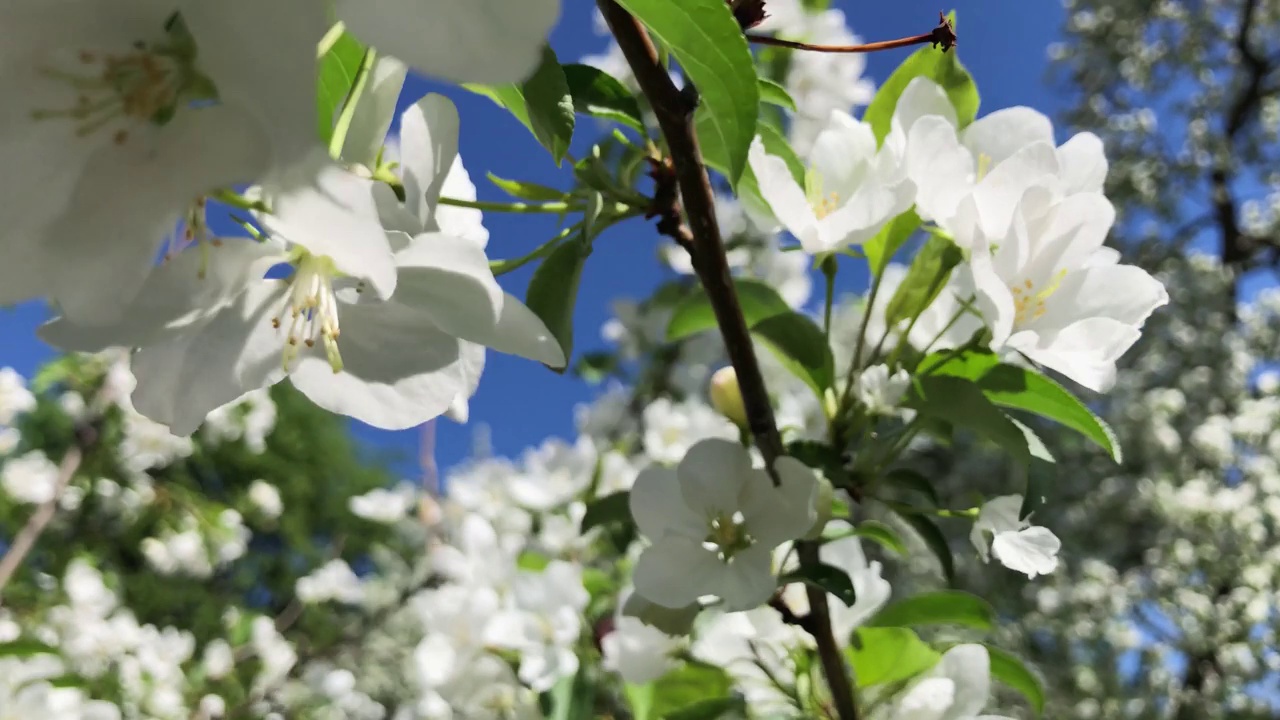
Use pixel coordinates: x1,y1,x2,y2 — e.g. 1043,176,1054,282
3,0,564,439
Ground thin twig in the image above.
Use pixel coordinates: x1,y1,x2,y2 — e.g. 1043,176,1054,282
0,446,84,602
746,13,956,55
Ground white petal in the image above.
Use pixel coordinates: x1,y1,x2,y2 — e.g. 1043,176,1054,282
740,457,818,546
629,466,706,541
677,438,753,520
391,232,504,328
0,1,172,65
715,543,778,612
39,240,282,352
342,56,408,168
1056,132,1107,194
443,341,486,423
489,293,566,367
991,527,1061,578
434,157,489,247
965,245,1017,349
288,301,467,430
906,116,974,224
820,178,916,250
749,138,820,250
132,282,289,436
932,644,992,717
259,151,397,299
1032,264,1168,332
46,105,271,325
892,77,957,135
961,107,1055,167
894,677,955,720
975,495,1026,534
1011,317,1141,392
809,110,876,200
182,0,326,172
399,94,460,225
634,536,724,609
337,0,561,84
970,141,1058,240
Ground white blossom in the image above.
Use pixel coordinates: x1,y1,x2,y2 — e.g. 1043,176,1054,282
970,495,1061,579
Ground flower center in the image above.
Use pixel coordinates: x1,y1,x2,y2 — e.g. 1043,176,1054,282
29,15,213,145
271,252,343,373
706,511,754,561
804,168,842,220
1011,269,1068,326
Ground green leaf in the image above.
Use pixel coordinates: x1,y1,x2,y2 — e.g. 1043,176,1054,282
466,82,534,129
757,77,797,111
517,550,552,571
580,491,633,532
647,661,735,719
521,45,576,165
985,644,1046,713
868,590,995,630
893,508,956,585
548,669,596,720
782,562,857,606
884,468,940,507
882,234,963,327
617,0,759,182
665,698,746,720
906,375,1031,464
316,31,366,145
563,63,646,132
702,119,802,221
526,237,591,368
863,209,922,276
921,350,1121,462
751,312,835,395
0,639,58,657
846,627,940,687
861,12,979,144
852,520,907,555
488,173,567,201
667,278,790,341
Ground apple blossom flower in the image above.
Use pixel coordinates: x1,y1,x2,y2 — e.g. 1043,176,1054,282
630,438,819,611
855,364,912,415
881,644,1015,720
969,495,1062,579
750,110,914,254
964,191,1168,391
486,561,589,692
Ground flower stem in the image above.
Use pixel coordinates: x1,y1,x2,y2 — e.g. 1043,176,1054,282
437,196,572,214
822,254,838,338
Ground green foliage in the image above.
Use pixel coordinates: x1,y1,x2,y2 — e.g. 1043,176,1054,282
468,46,576,164
850,521,907,555
920,350,1122,461
757,77,797,111
526,224,594,368
882,234,963,327
868,591,996,630
316,29,366,145
628,660,737,720
892,509,956,585
782,562,858,606
846,627,940,687
580,491,633,533
751,312,835,396
906,375,1033,464
563,63,647,132
667,278,790,341
861,12,979,144
984,644,1046,713
615,0,759,183
863,210,922,276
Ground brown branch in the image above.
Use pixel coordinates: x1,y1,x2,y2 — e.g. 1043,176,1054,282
597,3,858,718
0,442,87,602
746,13,956,55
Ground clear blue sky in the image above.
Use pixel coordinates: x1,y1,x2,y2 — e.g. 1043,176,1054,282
0,2,1069,476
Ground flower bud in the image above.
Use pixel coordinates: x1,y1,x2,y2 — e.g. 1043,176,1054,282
709,366,748,429
804,474,835,540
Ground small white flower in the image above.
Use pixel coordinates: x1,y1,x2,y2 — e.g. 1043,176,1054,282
782,524,892,640
887,644,1016,720
0,368,36,425
969,495,1061,579
602,616,681,684
509,437,596,512
854,364,911,415
749,111,914,254
296,560,364,606
486,561,589,692
0,450,60,505
641,398,739,465
631,439,819,611
247,480,283,520
349,483,418,524
202,640,234,680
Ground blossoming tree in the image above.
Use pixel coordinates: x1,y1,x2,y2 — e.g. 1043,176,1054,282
7,0,1257,718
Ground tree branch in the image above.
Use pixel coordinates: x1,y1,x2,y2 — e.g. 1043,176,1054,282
597,3,858,718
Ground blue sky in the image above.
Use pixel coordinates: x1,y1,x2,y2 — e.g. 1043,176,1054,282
0,2,1070,476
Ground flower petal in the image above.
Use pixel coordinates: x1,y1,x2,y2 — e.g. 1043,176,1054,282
1011,317,1142,392
634,536,724,609
809,110,876,201
931,644,992,717
961,107,1055,167
905,115,974,225
342,56,408,168
749,138,819,250
715,543,777,612
336,0,561,85
970,141,1058,241
288,301,467,430
629,465,706,541
741,457,818,546
677,438,754,520
392,232,503,332
1056,132,1107,194
399,93,460,226
259,150,397,299
991,527,1061,578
